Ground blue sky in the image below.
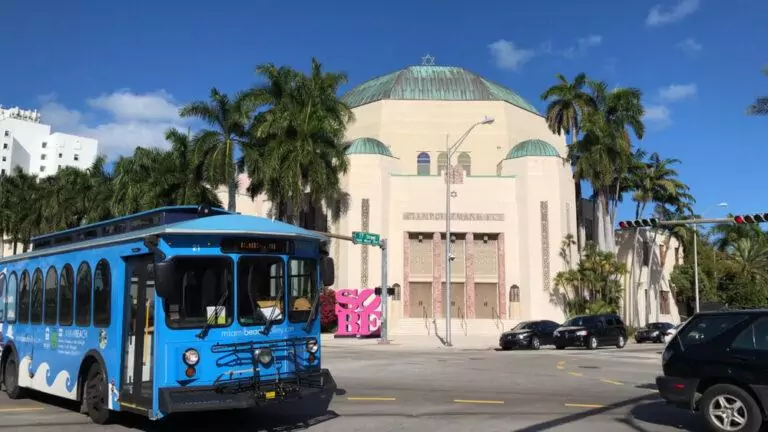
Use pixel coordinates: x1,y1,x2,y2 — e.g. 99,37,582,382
1,0,766,223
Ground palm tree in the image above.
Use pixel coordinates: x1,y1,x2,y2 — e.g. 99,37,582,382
541,73,597,255
245,58,353,227
163,127,222,207
573,79,645,253
180,88,252,212
747,66,768,116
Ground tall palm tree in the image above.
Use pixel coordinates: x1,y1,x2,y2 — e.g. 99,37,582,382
541,73,597,255
164,127,222,207
245,58,353,227
573,79,645,253
180,88,252,212
747,66,768,116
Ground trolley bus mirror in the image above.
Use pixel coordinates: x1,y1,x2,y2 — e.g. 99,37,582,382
154,260,177,299
321,256,335,287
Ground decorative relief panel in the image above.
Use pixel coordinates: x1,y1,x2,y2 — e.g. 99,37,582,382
403,231,411,318
408,234,433,277
441,235,466,278
473,235,498,277
432,232,443,316
465,233,476,318
361,199,370,288
540,201,551,292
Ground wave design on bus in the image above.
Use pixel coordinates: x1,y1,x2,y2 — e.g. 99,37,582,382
18,357,77,400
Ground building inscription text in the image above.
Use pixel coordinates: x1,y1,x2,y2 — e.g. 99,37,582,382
402,212,505,221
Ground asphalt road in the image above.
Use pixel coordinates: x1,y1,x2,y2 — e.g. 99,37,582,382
0,343,716,431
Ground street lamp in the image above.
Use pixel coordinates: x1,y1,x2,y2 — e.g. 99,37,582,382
693,202,728,313
444,116,495,346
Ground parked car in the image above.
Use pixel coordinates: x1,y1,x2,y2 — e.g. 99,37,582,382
635,322,676,343
553,313,627,350
657,309,768,432
663,323,684,344
499,320,560,350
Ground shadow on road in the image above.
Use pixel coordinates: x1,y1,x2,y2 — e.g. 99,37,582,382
620,400,703,431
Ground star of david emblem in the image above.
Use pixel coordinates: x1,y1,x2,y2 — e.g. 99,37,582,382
421,54,435,66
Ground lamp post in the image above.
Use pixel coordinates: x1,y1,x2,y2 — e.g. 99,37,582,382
693,202,728,313
444,116,495,347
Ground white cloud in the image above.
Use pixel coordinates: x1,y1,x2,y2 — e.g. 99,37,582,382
38,90,186,158
659,83,698,102
643,105,672,128
646,0,700,26
86,90,180,122
561,35,603,58
488,40,536,71
675,38,703,57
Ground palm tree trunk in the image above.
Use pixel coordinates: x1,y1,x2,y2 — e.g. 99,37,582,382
570,126,585,258
227,164,237,212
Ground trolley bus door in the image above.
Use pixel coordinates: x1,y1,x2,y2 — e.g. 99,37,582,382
120,255,155,412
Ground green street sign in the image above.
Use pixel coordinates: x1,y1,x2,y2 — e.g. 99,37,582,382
352,231,381,246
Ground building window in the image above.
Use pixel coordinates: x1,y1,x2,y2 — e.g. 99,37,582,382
437,152,448,176
416,152,430,176
74,153,79,161
1,169,5,176
58,153,63,158
660,291,671,315
457,152,471,176
3,131,9,137
1,156,5,162
42,142,47,148
2,143,7,150
41,154,46,160
40,166,46,173
509,285,520,303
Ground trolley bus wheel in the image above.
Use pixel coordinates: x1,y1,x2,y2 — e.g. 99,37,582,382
3,355,25,400
84,363,114,425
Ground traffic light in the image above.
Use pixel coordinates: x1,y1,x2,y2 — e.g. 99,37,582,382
617,218,660,229
733,213,768,224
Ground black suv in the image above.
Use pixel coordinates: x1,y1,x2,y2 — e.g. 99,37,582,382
552,313,627,350
657,309,768,432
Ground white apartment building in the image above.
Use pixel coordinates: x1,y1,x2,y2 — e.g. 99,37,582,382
0,106,98,178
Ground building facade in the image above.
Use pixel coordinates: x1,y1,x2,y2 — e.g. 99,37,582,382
0,106,98,178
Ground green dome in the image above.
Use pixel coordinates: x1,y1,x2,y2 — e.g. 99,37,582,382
345,137,393,157
505,139,560,159
341,65,539,115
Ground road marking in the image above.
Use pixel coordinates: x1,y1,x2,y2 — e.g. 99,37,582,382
565,403,605,408
600,379,623,385
346,397,397,401
568,372,583,377
556,361,566,370
454,399,505,404
0,407,45,413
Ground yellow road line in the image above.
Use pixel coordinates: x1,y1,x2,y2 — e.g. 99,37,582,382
565,403,605,408
454,399,505,404
600,379,623,385
346,397,396,401
568,372,583,377
0,407,45,413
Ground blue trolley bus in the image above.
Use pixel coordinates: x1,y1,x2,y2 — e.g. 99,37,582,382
0,205,337,423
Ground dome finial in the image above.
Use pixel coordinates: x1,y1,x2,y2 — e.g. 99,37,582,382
421,53,435,66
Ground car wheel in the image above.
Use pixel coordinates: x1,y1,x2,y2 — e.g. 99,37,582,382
530,336,540,350
701,384,761,432
587,336,598,350
616,335,626,349
84,363,115,425
3,355,25,400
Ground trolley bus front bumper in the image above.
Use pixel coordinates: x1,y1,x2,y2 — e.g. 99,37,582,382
158,368,337,414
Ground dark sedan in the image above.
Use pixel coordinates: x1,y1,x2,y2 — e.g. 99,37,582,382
499,320,560,350
635,322,675,343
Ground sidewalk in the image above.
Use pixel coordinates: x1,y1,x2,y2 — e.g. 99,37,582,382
320,333,500,351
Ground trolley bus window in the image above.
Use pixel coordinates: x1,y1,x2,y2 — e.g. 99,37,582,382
288,259,317,323
238,256,284,326
75,262,92,327
0,273,5,322
6,272,17,323
30,269,43,324
18,271,29,324
58,265,74,326
164,257,233,329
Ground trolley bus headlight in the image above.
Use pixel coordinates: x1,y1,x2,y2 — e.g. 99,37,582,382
183,349,200,366
254,348,273,365
306,339,319,353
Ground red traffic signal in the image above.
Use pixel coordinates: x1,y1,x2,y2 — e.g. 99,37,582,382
734,213,768,224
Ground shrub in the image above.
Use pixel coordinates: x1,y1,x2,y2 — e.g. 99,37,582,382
320,288,338,333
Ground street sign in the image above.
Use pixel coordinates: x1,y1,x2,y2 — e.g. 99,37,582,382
352,231,381,246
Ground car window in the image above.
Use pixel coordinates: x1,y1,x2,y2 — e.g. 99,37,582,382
605,317,616,326
679,315,748,347
731,317,768,351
